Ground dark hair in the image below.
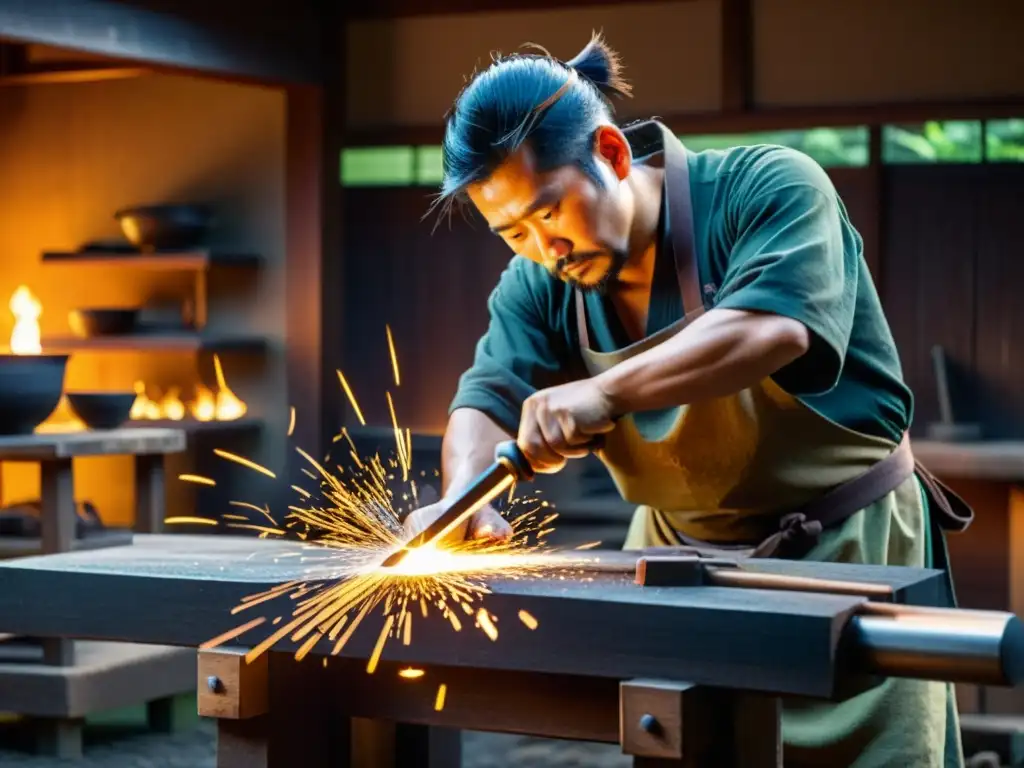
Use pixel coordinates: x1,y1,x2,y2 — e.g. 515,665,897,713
432,32,632,222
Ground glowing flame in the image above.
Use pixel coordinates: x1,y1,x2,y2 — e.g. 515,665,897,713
130,355,247,422
9,286,41,355
212,354,247,420
190,385,216,421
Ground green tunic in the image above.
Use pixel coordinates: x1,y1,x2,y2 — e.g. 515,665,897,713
450,143,913,447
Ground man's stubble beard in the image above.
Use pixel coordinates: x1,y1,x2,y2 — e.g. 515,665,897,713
555,248,629,295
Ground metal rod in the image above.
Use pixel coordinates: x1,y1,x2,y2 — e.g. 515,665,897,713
707,568,895,599
849,603,1024,687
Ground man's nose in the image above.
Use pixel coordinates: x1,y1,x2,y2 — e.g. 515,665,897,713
535,233,572,263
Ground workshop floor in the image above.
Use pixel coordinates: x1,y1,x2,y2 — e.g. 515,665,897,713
0,693,631,768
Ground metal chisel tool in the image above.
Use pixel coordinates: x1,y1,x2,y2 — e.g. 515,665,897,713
381,440,536,568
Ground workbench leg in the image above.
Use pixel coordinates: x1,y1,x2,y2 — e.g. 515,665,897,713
622,680,781,767
134,454,165,533
211,651,349,768
352,718,462,768
34,716,84,759
40,459,75,667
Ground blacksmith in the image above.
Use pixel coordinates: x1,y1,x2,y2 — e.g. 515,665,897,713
404,33,973,768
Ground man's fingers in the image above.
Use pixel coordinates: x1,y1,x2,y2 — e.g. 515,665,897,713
518,406,565,472
469,507,513,540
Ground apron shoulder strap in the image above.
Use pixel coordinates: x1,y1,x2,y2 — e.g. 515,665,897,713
660,128,705,320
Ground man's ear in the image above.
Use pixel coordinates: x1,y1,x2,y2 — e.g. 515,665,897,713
594,124,632,181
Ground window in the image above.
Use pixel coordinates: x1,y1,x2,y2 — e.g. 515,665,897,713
415,146,444,185
985,119,1024,162
341,147,416,186
881,121,982,164
678,126,869,168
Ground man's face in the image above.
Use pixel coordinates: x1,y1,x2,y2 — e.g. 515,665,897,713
466,139,631,294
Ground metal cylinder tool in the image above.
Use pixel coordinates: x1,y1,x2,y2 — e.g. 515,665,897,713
381,440,536,567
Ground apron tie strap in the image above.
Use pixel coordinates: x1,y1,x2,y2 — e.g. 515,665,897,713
750,512,823,559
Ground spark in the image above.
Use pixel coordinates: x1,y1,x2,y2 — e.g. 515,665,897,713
287,406,296,436
337,370,366,426
214,448,276,479
434,684,447,711
386,325,400,386
178,474,215,486
476,609,498,641
399,667,424,679
518,610,538,630
165,516,218,526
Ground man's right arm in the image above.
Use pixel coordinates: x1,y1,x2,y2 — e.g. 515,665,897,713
441,407,513,498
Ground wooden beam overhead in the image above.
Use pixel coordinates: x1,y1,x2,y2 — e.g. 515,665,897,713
0,0,323,85
720,0,753,113
344,97,1024,146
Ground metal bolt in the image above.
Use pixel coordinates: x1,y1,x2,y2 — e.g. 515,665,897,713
639,713,658,733
207,675,222,693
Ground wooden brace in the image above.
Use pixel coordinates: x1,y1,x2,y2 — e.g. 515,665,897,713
197,647,268,720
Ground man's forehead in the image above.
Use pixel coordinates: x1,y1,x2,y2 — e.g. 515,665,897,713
474,145,542,203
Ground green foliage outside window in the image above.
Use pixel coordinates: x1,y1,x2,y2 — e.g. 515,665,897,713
678,127,869,168
882,121,983,163
986,119,1024,162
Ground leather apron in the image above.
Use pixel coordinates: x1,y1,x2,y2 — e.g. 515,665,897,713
579,121,968,767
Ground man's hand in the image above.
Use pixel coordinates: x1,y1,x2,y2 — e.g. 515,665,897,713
519,377,616,474
401,499,512,546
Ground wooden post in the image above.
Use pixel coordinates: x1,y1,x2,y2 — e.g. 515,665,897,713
134,454,166,533
620,679,782,767
200,649,349,768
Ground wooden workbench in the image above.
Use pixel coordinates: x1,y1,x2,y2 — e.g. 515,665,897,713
0,427,196,757
0,533,980,767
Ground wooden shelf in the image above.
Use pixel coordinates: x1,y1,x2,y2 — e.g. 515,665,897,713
0,528,133,559
0,640,195,718
41,333,267,353
124,418,263,434
41,250,261,270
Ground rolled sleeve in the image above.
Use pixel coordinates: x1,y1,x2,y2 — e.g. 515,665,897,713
713,151,858,395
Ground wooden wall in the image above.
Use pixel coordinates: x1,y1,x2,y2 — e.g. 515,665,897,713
346,0,1024,130
883,164,1024,437
0,73,288,526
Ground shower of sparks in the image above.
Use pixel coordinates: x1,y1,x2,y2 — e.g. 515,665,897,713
172,329,611,693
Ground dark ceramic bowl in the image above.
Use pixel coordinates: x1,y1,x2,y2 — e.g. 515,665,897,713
114,204,212,251
66,391,136,430
0,355,69,435
68,308,139,338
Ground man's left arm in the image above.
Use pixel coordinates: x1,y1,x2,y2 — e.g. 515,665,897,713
595,155,858,415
